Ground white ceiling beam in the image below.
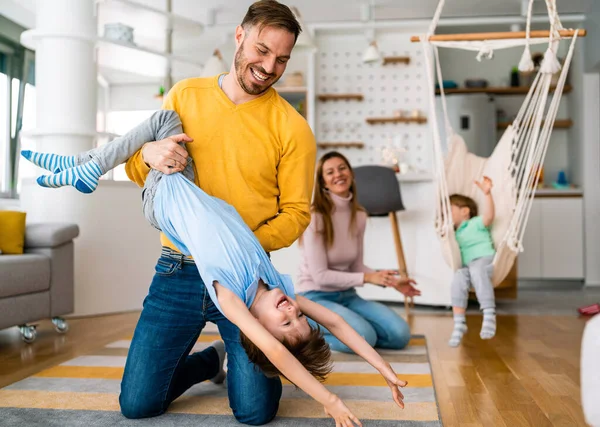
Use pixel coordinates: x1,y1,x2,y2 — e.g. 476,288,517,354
307,13,585,32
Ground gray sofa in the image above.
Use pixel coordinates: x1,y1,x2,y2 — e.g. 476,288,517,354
0,223,79,342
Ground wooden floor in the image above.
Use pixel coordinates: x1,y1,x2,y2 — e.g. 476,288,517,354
0,312,590,426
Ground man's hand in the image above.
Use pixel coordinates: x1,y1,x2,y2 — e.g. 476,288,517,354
323,394,362,427
141,133,193,174
475,176,493,195
391,277,421,297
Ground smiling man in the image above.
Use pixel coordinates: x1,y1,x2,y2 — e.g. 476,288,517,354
121,1,316,425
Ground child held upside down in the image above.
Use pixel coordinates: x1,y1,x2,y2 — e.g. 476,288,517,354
447,176,497,347
21,110,407,426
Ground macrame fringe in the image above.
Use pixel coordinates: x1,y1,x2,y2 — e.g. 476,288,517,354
540,47,562,74
518,45,535,73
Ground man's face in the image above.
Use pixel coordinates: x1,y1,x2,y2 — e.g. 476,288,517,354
234,25,295,96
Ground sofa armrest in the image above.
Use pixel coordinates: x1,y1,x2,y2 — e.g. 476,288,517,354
25,223,80,249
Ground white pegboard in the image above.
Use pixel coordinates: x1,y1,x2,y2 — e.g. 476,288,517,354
315,30,432,174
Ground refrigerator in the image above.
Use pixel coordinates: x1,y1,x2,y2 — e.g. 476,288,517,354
436,93,497,158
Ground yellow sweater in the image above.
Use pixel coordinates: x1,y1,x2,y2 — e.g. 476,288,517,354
125,75,316,253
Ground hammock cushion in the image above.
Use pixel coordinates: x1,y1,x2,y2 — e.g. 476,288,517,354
440,127,518,285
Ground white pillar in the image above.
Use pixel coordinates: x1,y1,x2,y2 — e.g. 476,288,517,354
20,0,100,311
29,0,97,150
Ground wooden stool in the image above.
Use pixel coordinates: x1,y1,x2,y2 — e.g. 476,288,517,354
353,166,413,317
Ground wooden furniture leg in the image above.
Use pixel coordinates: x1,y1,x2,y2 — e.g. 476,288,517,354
389,211,412,317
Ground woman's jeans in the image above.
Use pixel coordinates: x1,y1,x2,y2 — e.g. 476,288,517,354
300,288,411,353
119,252,282,425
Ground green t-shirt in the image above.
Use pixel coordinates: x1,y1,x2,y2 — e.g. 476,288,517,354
455,216,496,266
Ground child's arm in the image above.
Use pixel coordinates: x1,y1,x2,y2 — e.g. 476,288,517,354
296,295,408,409
216,285,362,427
475,176,495,227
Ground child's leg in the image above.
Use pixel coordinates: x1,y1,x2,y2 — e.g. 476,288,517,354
32,110,184,193
449,267,470,347
467,256,496,340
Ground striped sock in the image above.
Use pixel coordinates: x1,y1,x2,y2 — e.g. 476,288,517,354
448,313,467,347
36,160,103,194
21,150,77,173
480,308,496,340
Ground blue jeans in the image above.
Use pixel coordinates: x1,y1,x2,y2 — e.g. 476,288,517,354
300,288,410,353
119,254,282,425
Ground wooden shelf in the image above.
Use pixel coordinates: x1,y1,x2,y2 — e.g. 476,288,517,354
317,142,365,149
366,116,427,125
497,119,573,130
317,93,364,102
534,187,583,198
275,86,307,94
436,84,572,95
100,0,204,33
382,56,410,66
397,173,434,183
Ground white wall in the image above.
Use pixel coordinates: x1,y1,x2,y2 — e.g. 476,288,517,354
586,1,600,71
110,83,163,112
582,73,600,286
20,179,163,315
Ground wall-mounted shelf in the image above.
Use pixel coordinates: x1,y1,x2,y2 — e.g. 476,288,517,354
317,142,365,149
534,187,583,198
497,119,573,130
397,173,434,183
366,116,427,125
275,86,307,94
382,56,411,66
317,94,364,102
436,85,572,95
99,0,204,34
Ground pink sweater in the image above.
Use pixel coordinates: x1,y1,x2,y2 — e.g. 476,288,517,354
295,192,374,293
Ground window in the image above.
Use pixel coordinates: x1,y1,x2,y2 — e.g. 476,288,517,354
0,42,34,198
15,82,36,194
103,110,155,181
0,71,8,194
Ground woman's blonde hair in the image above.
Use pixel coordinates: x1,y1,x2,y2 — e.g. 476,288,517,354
310,151,365,247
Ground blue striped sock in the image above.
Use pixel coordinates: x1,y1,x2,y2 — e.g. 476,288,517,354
21,150,77,173
36,160,103,194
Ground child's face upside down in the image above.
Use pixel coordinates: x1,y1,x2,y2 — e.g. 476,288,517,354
250,286,311,343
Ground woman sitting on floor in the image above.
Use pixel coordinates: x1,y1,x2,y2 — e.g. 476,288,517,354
296,151,421,353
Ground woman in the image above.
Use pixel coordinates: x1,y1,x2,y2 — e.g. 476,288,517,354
296,151,420,353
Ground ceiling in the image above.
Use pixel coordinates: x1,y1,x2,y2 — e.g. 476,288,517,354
2,0,593,85
169,0,592,24
7,0,593,26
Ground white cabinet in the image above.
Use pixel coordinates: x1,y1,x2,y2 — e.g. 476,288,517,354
518,197,584,279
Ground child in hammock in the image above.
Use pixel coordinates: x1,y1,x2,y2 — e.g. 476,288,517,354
447,176,496,347
21,110,408,426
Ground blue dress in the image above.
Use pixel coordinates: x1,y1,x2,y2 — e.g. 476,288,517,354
153,173,295,315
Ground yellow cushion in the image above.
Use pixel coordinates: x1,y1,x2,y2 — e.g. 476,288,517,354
0,211,27,254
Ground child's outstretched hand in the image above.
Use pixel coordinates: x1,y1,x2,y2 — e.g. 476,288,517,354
380,362,408,409
475,176,493,195
324,395,362,427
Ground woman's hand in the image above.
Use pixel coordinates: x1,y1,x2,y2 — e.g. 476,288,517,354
379,363,408,409
391,277,421,297
324,394,363,427
364,270,397,287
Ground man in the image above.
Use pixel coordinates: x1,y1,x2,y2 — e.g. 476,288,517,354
119,1,316,425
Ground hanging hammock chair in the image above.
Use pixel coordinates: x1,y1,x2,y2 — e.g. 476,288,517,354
412,0,585,286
